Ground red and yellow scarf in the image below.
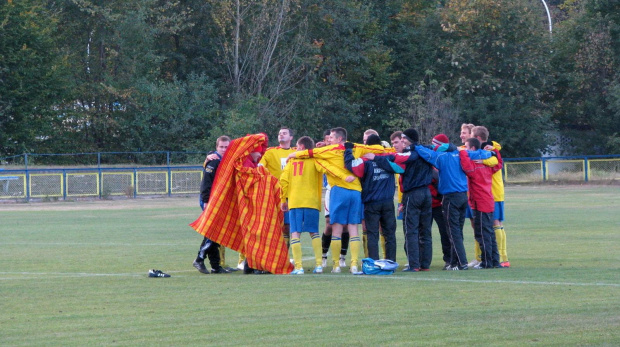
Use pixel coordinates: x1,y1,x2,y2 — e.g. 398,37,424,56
190,134,293,274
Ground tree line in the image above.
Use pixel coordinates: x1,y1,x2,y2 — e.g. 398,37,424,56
1,0,619,159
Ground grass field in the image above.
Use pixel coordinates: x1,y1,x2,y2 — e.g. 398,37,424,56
1,185,619,346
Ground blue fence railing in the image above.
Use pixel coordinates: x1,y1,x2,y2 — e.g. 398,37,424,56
503,154,620,183
0,151,209,168
1,153,619,201
0,166,204,201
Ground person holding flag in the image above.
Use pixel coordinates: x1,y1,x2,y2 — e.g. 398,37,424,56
190,133,293,275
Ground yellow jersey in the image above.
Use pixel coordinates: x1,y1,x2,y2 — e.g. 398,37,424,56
490,141,505,202
280,158,323,210
293,143,389,192
259,146,297,180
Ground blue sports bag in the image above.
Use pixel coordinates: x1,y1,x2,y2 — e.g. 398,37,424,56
361,258,399,275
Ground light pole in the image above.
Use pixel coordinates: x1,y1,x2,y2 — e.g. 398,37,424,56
541,0,552,34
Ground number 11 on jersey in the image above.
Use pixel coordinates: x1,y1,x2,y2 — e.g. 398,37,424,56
292,161,304,176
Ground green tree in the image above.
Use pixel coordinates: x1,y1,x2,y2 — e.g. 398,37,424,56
550,0,620,154
373,0,454,139
120,73,220,152
296,0,394,141
0,0,66,156
440,0,553,157
50,0,196,152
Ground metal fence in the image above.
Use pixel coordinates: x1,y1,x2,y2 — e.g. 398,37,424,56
1,154,619,201
0,151,209,168
503,155,620,183
0,166,203,200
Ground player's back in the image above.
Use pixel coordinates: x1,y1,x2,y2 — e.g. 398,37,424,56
281,158,323,210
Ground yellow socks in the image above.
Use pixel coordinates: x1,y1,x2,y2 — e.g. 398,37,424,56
330,237,342,267
219,246,226,267
362,231,368,258
474,240,481,262
291,237,302,270
380,234,386,259
311,234,322,267
350,236,361,268
495,226,508,262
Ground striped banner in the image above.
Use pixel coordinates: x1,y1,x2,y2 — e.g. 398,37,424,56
190,134,293,274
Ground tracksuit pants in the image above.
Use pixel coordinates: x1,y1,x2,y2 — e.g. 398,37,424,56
442,192,468,267
197,237,221,270
364,199,397,261
472,209,500,268
432,206,451,264
403,187,433,270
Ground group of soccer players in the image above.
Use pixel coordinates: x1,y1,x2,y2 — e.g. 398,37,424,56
192,123,510,275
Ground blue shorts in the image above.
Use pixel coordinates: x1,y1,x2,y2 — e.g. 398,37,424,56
493,201,505,221
283,210,290,225
329,186,363,225
289,208,319,233
465,204,473,219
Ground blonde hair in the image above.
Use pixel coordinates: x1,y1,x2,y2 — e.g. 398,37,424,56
461,123,475,133
364,129,379,137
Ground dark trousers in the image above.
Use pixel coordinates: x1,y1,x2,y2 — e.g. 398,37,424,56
432,206,451,264
472,209,500,268
197,237,221,270
442,192,468,267
364,199,397,261
403,187,433,269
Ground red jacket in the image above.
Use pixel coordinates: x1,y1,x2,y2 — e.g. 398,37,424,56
429,169,442,208
458,150,495,213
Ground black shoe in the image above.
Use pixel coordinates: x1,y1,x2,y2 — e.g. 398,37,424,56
224,266,239,272
148,269,170,278
252,270,266,274
193,260,209,274
211,267,231,274
243,261,253,274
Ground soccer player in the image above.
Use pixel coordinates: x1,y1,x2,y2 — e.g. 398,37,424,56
259,127,297,249
472,126,510,267
459,138,501,268
318,129,350,268
345,134,401,261
280,136,349,274
287,127,383,273
193,136,232,274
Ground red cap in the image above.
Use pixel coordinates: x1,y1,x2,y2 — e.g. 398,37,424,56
432,134,449,151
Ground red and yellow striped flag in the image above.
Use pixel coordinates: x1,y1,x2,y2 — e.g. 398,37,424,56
189,134,293,274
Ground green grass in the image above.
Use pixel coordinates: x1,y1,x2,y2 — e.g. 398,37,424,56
1,185,619,346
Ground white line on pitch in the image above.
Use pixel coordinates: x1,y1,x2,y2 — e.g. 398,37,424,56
325,274,620,287
1,271,618,287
